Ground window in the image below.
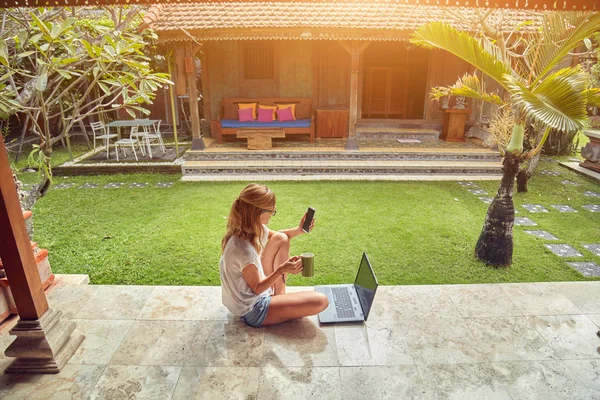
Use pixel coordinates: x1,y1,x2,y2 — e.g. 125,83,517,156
240,41,277,83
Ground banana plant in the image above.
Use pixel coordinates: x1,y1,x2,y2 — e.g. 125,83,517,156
410,12,600,267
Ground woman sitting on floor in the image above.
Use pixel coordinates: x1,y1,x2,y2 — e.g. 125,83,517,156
219,183,328,328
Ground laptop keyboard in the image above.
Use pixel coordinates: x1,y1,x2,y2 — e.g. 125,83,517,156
332,287,356,318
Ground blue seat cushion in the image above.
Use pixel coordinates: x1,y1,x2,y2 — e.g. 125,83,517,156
221,119,311,129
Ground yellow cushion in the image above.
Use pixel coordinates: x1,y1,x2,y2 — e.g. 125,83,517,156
276,104,296,120
238,103,257,120
259,105,278,121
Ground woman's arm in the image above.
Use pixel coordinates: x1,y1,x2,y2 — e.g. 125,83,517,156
278,211,315,240
242,256,302,295
278,226,303,240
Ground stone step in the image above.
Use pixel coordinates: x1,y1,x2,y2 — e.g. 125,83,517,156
182,159,502,176
51,274,90,286
182,173,503,182
184,150,501,161
355,127,440,140
357,119,443,130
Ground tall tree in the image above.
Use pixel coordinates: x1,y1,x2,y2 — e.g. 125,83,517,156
411,12,600,266
0,6,170,185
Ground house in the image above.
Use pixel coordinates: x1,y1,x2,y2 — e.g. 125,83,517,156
144,3,544,146
0,0,596,377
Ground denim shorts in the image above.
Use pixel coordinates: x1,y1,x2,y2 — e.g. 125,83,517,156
241,295,271,328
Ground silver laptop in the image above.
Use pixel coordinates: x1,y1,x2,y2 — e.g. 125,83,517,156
315,253,378,323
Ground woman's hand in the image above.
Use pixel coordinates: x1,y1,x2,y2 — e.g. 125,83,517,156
278,255,303,275
298,212,316,233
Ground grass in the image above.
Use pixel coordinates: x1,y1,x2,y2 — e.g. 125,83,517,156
8,141,91,183
22,161,600,286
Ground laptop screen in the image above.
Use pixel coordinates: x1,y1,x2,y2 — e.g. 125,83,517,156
353,253,378,321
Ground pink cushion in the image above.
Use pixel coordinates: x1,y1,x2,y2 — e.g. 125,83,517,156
238,107,254,122
276,106,295,122
257,106,274,122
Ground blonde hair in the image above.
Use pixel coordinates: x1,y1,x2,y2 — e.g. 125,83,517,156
222,183,276,253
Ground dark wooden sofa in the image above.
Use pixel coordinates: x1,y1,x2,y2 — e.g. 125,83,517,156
216,98,315,144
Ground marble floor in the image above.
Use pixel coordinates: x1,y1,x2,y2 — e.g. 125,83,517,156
0,281,599,399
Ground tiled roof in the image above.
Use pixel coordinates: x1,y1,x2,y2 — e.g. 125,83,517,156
145,3,544,40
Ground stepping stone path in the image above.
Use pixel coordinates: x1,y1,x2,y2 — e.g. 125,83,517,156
515,217,537,226
79,183,98,189
458,181,477,187
568,157,581,162
104,183,125,189
544,244,583,257
561,180,580,186
53,183,76,189
468,188,488,195
568,262,600,277
524,230,559,240
550,205,578,213
540,170,560,176
39,182,175,189
522,204,549,213
479,197,493,204
584,191,600,198
582,205,600,213
583,244,600,257
48,182,177,190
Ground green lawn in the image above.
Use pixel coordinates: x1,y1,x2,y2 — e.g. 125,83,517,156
22,161,600,286
8,142,91,179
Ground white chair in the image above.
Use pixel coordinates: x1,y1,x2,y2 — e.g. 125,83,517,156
145,120,166,157
114,126,144,161
137,120,166,159
90,121,117,159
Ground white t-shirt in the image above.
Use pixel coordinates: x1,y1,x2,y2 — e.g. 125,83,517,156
220,226,272,316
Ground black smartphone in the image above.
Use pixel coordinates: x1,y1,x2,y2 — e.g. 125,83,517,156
302,207,316,233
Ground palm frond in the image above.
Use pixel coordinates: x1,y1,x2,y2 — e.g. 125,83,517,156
528,12,600,86
584,88,600,106
435,73,506,106
505,69,588,132
410,22,513,90
532,65,586,95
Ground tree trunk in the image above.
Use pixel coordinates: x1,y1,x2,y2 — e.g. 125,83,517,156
9,157,38,240
516,170,529,193
475,152,520,267
23,177,51,211
516,130,542,193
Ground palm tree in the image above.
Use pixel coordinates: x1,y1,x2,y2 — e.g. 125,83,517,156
410,12,600,267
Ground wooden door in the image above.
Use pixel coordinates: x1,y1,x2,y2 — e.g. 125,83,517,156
366,67,388,116
388,67,408,118
314,42,350,109
364,67,408,118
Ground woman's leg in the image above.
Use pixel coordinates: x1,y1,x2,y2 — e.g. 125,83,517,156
261,232,290,295
262,291,329,326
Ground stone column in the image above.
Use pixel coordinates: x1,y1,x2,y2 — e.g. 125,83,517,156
581,129,600,173
340,41,370,150
0,135,83,373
